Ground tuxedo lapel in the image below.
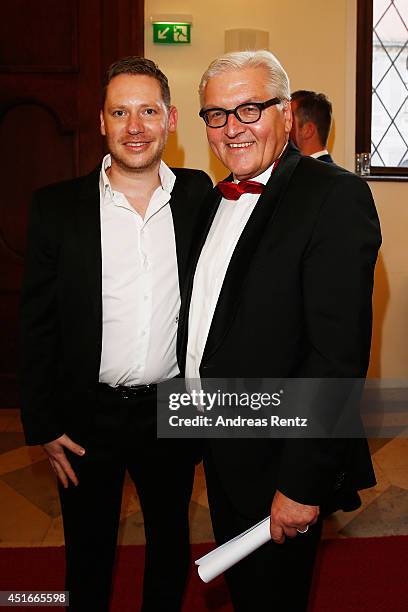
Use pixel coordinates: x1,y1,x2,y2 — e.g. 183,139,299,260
202,145,302,363
176,185,221,367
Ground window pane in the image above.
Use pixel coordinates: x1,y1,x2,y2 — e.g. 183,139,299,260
372,0,408,167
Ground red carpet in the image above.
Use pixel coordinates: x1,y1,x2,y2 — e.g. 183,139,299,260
0,538,407,611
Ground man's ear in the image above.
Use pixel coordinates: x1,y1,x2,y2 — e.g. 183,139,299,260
302,121,315,141
100,110,106,136
168,105,178,133
283,102,292,134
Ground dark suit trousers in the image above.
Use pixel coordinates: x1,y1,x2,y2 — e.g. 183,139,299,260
58,385,196,612
204,447,322,612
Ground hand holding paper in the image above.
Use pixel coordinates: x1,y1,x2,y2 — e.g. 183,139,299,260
195,516,271,583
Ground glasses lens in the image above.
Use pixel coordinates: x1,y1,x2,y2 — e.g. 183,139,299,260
205,109,227,127
236,104,261,123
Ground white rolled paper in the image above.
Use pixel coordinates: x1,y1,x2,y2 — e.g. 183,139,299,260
195,515,271,583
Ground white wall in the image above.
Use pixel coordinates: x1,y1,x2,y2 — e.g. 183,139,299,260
369,182,408,380
145,0,351,178
145,0,408,379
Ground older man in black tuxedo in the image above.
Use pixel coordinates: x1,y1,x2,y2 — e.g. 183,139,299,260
179,50,381,611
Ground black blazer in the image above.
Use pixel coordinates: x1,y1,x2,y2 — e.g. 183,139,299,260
20,166,213,446
178,142,381,516
316,152,334,164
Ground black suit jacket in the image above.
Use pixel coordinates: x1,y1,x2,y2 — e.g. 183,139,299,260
20,165,213,446
178,142,381,516
316,152,334,163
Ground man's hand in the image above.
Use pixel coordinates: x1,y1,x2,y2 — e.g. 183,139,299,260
270,490,319,544
43,434,85,488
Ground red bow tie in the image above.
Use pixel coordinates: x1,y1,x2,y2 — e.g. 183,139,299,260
216,180,264,201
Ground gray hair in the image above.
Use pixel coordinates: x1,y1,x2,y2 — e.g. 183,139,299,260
199,50,291,109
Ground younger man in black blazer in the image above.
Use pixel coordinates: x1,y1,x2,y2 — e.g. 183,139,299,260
20,57,212,611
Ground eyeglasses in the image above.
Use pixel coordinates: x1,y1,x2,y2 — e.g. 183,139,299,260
199,97,281,128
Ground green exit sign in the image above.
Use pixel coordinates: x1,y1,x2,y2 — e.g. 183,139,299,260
153,23,191,44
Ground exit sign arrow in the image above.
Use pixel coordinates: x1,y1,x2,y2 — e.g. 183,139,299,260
157,27,170,40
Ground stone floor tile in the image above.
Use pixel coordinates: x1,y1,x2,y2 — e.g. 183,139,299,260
191,464,209,508
340,485,408,537
0,432,26,455
120,473,141,519
4,414,24,433
0,480,52,547
40,514,65,547
386,467,408,490
0,444,46,477
368,437,392,455
1,460,61,519
190,502,214,543
118,510,146,545
0,414,14,433
374,434,408,475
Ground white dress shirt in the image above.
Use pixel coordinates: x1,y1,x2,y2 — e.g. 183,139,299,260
186,165,275,382
98,154,180,386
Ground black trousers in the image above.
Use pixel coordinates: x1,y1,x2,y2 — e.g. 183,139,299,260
58,385,196,612
204,446,322,612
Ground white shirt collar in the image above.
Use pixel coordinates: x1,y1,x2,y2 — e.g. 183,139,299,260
242,165,274,186
234,141,288,185
99,153,176,200
310,149,329,159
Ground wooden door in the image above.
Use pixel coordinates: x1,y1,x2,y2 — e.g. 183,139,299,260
0,0,144,406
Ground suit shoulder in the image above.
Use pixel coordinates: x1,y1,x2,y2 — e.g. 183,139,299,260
298,156,379,240
296,155,372,195
298,155,349,178
33,167,100,204
172,167,213,189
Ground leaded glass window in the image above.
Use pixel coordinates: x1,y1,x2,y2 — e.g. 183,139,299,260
372,0,408,167
356,0,408,176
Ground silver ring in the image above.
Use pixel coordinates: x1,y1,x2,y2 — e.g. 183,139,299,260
296,525,309,534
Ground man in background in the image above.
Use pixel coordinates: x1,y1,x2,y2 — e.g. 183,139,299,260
20,56,212,611
290,89,334,162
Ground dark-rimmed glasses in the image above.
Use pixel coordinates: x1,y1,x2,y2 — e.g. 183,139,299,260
199,97,281,128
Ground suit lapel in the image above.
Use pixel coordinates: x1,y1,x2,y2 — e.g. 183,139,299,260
76,168,102,325
169,177,197,295
202,144,302,363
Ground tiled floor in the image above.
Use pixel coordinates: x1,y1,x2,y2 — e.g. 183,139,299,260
0,409,407,547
